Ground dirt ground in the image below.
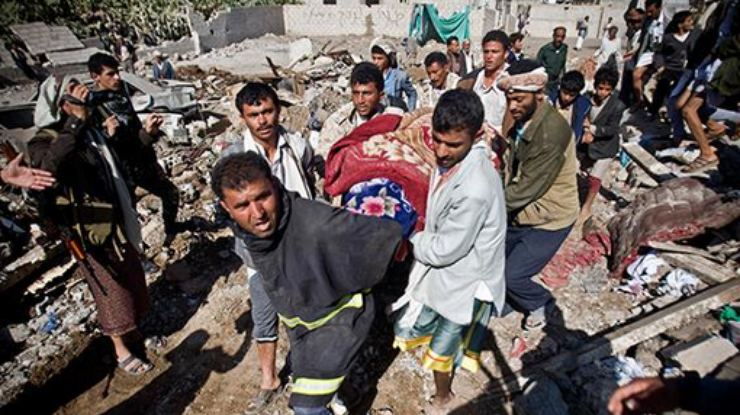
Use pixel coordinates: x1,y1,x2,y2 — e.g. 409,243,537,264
1,36,650,415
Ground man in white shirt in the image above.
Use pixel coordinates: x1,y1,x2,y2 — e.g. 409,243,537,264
222,82,315,414
459,30,510,135
595,26,622,69
393,89,506,414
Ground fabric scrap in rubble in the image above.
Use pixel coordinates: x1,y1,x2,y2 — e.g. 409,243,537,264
608,178,740,278
539,227,611,288
656,268,700,297
598,356,646,386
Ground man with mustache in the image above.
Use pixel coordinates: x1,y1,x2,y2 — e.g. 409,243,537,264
498,59,579,331
213,152,402,415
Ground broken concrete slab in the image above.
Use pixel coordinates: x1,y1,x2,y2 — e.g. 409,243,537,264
46,47,102,67
661,335,739,376
11,23,85,56
0,242,65,294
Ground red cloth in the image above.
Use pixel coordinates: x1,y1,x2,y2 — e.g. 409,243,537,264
325,114,435,231
539,229,611,289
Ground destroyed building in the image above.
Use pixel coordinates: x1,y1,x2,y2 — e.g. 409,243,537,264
1,1,739,415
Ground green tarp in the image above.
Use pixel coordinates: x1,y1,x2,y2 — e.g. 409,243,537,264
409,4,471,46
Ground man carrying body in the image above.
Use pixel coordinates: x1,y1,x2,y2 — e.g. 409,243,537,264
317,62,404,159
86,53,181,240
393,89,507,414
537,27,569,95
497,60,579,330
459,30,511,135
223,82,315,413
417,52,461,109
213,152,402,415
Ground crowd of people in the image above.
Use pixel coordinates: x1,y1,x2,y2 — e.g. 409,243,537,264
1,0,738,414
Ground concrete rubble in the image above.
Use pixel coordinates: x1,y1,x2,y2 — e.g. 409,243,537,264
1,17,740,415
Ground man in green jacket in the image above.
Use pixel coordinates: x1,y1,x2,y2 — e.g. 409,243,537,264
497,59,579,330
536,27,568,95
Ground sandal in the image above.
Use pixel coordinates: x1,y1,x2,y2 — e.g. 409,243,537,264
683,156,718,173
243,386,284,415
523,313,546,331
144,335,167,353
118,354,153,375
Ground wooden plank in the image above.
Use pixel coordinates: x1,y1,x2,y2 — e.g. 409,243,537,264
660,252,737,284
484,278,740,399
0,241,65,294
622,142,677,183
648,241,721,262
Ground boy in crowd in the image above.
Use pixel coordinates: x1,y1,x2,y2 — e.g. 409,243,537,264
579,67,626,222
549,70,591,144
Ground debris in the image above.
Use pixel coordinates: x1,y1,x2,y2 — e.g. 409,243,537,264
514,376,571,415
656,269,700,297
661,334,739,376
597,356,645,385
609,178,740,278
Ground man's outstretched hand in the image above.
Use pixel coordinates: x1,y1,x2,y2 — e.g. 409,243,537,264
1,153,56,190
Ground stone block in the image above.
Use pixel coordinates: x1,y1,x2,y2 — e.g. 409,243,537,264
661,335,739,376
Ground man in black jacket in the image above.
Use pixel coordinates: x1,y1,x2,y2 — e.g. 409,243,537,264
87,53,181,241
579,66,626,222
213,152,402,415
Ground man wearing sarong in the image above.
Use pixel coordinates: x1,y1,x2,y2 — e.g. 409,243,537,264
392,89,507,415
29,75,160,375
213,152,403,415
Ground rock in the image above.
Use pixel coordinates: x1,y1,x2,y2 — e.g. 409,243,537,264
514,376,571,415
142,217,166,249
180,183,199,204
7,325,31,343
38,344,60,359
660,334,739,376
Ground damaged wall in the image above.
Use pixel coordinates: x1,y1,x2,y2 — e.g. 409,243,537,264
187,4,494,55
283,4,492,44
187,6,286,54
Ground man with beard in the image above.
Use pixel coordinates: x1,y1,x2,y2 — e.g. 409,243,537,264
497,59,579,330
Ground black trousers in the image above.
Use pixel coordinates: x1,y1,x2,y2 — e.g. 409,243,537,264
505,224,572,312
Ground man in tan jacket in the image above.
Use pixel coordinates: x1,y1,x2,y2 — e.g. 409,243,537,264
497,59,579,330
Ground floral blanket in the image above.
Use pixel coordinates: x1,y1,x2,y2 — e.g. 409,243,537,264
344,178,418,239
325,114,434,231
